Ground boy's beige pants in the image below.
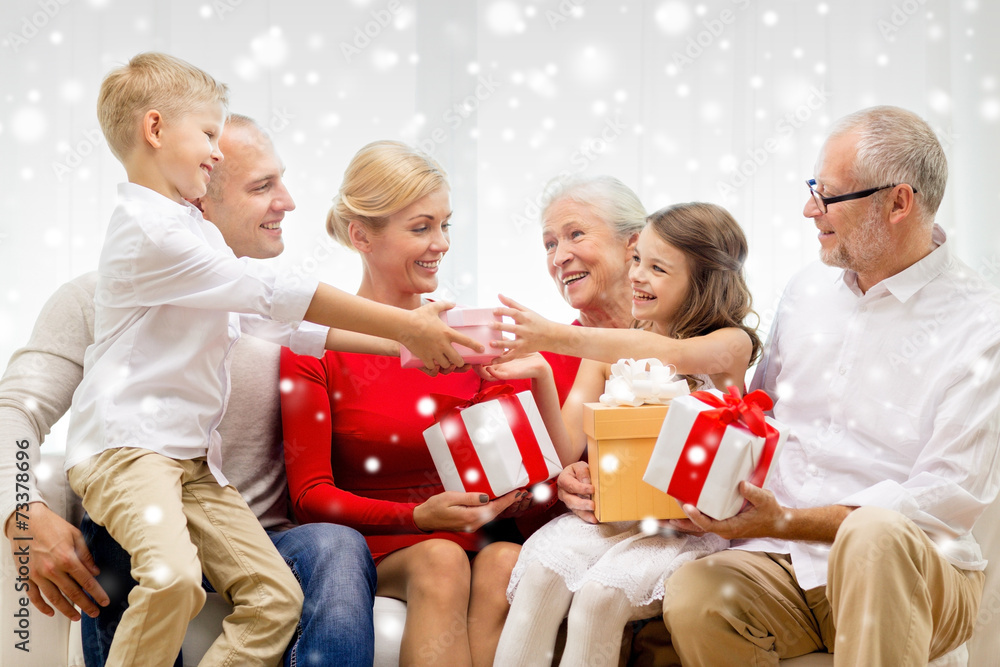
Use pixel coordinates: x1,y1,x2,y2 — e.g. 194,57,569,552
69,447,303,667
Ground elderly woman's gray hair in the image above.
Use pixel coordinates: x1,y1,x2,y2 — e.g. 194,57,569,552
541,175,646,238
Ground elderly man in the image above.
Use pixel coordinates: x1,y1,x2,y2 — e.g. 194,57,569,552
1,114,378,666
660,106,1000,664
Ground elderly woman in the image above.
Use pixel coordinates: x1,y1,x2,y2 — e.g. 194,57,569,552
279,141,526,667
535,176,647,403
510,176,647,541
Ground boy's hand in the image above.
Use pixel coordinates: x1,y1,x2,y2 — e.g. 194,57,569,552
404,301,485,370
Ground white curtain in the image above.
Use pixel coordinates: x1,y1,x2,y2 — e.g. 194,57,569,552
1,0,998,422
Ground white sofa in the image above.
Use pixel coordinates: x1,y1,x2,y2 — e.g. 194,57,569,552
3,452,995,666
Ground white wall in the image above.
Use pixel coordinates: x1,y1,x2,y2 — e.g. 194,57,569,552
2,0,998,450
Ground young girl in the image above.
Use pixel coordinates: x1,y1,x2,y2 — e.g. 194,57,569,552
486,202,763,666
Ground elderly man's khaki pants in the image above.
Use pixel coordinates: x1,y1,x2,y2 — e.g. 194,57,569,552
661,506,984,666
69,447,303,667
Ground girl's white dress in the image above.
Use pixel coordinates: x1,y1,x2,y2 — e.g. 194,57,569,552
507,376,729,608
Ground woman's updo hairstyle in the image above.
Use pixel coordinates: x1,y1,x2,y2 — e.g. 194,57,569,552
327,140,449,250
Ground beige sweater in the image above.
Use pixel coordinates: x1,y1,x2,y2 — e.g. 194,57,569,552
1,272,294,532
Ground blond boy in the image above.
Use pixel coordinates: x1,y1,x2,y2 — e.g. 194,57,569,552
67,52,481,667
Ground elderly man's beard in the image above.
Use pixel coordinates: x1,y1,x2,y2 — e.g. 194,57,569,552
820,203,891,275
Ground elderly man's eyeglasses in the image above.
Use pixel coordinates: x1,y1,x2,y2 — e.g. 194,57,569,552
806,179,917,214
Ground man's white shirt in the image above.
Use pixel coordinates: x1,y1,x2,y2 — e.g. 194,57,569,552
742,225,1000,589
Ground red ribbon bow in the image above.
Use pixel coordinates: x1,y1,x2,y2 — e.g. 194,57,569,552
666,386,780,511
429,384,516,421
429,384,548,497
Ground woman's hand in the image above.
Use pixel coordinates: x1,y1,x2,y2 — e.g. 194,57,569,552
404,301,484,370
495,489,534,519
556,461,598,524
491,294,562,361
413,489,521,533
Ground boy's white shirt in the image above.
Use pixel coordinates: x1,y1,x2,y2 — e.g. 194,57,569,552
65,182,323,484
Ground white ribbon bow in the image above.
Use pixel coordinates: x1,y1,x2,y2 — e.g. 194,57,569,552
599,358,690,407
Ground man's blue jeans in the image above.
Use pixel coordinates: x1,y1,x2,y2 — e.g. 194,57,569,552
80,515,377,667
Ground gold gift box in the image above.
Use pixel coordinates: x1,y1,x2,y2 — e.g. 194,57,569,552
582,402,687,522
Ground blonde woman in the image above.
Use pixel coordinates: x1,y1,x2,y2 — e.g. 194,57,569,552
280,141,524,667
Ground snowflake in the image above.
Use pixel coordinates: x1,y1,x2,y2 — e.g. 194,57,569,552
372,49,399,71
250,27,288,67
981,98,1000,122
485,1,523,36
144,505,163,525
10,107,47,143
416,396,436,416
531,481,552,503
150,563,173,586
685,445,707,465
654,1,692,36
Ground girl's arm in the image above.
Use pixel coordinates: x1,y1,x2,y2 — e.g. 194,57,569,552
494,295,752,384
481,355,576,467
559,359,609,461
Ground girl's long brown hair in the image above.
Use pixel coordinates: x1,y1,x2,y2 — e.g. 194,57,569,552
645,202,762,368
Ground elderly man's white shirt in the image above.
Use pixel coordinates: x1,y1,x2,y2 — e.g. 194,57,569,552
741,225,1000,590
66,183,324,484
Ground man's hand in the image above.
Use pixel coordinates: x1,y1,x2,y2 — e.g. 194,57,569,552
4,502,109,620
668,482,855,544
556,461,597,524
667,481,789,540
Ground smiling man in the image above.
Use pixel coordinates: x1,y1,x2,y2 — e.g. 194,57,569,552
198,115,293,260
0,114,378,667
656,106,1000,665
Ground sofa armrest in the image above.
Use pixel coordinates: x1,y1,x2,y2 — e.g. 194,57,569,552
0,450,82,666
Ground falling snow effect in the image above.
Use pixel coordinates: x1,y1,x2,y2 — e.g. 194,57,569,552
2,4,999,529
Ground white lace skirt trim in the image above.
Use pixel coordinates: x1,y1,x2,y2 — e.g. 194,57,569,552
508,512,728,607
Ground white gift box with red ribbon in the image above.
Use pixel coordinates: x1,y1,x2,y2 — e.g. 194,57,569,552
400,307,502,368
423,385,563,498
643,387,789,520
